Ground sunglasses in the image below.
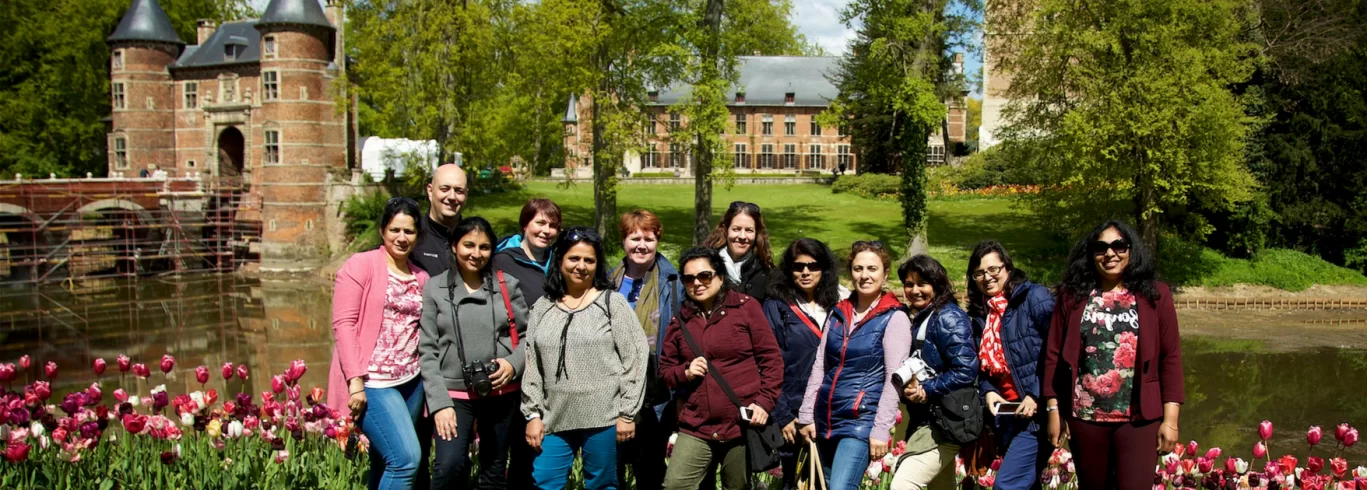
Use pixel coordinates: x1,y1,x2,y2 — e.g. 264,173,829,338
793,261,823,273
728,201,761,213
564,228,601,244
387,196,419,206
681,270,718,285
853,240,886,249
1089,239,1130,256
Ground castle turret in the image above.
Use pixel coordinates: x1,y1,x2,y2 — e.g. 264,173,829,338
107,0,183,177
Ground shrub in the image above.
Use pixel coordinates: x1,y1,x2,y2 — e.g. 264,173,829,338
831,173,901,200
949,148,1035,190
341,191,391,252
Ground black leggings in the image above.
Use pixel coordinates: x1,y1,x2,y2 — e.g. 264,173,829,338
429,392,521,490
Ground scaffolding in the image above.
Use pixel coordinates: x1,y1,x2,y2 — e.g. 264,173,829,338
0,177,261,284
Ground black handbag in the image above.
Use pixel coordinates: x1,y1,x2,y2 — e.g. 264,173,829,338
677,317,783,473
915,312,983,445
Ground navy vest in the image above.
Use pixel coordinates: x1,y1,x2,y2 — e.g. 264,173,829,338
814,307,895,440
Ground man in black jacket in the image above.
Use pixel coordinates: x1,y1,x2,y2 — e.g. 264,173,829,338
412,163,467,274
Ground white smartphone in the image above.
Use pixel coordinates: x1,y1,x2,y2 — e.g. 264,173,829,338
994,402,1022,416
739,406,752,422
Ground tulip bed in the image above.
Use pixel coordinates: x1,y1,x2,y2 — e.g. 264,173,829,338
2,354,1363,489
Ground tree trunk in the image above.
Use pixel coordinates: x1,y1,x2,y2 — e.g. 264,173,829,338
1135,173,1160,255
591,89,619,247
692,0,725,246
902,121,932,260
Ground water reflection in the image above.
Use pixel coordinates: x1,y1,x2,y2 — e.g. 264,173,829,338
2,276,1364,460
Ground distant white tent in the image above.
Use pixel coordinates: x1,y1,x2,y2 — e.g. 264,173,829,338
358,137,449,181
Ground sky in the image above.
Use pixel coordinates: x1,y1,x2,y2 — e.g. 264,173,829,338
250,0,984,97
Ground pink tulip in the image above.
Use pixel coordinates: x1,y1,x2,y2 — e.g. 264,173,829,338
221,363,234,381
1259,420,1274,440
1197,457,1214,475
2,442,30,463
1331,457,1349,479
117,354,131,373
285,360,307,384
1253,441,1267,459
19,355,31,370
1308,425,1323,446
1337,423,1351,443
1187,441,1199,458
1205,447,1221,460
160,355,175,374
1225,457,1237,474
44,361,58,379
114,389,128,403
93,358,107,376
271,375,286,394
1345,427,1358,447
195,366,210,385
33,381,51,400
236,365,249,380
286,385,301,402
133,363,150,379
0,363,15,383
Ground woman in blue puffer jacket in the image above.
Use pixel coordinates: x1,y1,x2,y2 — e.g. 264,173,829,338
890,255,979,490
966,241,1055,490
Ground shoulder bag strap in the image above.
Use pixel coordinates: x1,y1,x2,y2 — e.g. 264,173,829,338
789,303,823,339
497,271,519,348
676,317,746,408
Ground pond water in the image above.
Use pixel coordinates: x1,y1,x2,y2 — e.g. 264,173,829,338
2,275,1364,461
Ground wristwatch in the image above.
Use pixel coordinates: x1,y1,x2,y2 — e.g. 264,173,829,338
618,412,637,423
1044,405,1058,412
525,413,540,421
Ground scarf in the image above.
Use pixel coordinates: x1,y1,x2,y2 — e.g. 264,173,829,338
979,293,1011,376
719,247,746,283
611,259,662,346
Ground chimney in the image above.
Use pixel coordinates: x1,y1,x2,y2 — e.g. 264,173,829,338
953,52,965,75
197,19,216,45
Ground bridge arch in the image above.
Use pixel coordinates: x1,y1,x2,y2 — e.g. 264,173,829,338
77,199,154,224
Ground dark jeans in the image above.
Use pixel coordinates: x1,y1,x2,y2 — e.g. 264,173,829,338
779,442,802,490
430,392,521,490
617,403,671,490
992,415,1048,490
1066,418,1161,490
507,413,535,490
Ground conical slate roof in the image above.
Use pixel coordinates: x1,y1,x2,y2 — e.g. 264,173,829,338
108,0,185,45
563,94,579,123
258,0,335,30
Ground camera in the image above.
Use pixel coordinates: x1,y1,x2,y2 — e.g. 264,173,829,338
891,356,936,387
463,360,500,397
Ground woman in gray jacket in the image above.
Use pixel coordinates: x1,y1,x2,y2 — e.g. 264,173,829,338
419,216,530,489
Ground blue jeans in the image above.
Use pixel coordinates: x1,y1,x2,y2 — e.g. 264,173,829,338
992,415,1048,490
533,426,618,490
360,378,427,490
818,437,871,490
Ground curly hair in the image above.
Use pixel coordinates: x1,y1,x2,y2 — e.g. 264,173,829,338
1058,220,1160,302
768,238,842,309
702,201,774,270
965,240,1030,319
897,254,958,313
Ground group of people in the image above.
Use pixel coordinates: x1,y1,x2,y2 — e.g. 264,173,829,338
329,163,1186,490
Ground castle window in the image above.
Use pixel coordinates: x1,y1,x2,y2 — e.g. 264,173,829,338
838,144,854,169
733,143,749,169
265,130,280,165
648,91,659,103
784,114,796,136
114,137,128,169
928,144,946,165
667,143,685,168
263,36,277,58
760,144,775,168
782,144,797,169
184,82,198,109
734,113,746,135
263,71,279,101
641,146,659,168
187,160,197,168
669,112,680,131
112,83,126,109
112,51,124,70
810,118,822,136
785,92,795,104
807,145,824,169
761,114,773,136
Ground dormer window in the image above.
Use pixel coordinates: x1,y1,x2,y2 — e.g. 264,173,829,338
735,92,746,103
224,37,248,62
648,91,659,103
785,92,795,104
264,36,277,58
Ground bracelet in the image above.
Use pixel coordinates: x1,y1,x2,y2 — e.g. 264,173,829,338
1044,405,1058,412
1163,423,1179,431
350,390,364,395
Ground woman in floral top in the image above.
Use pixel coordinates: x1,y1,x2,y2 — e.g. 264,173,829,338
1042,220,1185,490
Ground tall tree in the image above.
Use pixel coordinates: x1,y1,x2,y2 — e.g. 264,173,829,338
822,0,980,257
992,0,1261,248
0,0,250,177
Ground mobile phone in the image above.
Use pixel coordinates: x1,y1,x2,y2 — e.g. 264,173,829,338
993,402,1022,416
739,407,752,422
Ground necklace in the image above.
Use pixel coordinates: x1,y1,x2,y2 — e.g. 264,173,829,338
561,289,595,310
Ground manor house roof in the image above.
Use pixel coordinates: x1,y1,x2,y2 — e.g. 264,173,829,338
174,21,261,69
650,56,841,107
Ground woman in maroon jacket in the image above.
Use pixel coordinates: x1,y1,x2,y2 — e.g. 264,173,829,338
1042,220,1185,490
659,247,783,490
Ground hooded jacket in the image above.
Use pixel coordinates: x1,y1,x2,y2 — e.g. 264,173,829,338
811,293,906,441
493,234,551,306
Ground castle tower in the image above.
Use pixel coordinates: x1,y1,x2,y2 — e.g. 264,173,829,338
107,0,183,177
254,0,343,269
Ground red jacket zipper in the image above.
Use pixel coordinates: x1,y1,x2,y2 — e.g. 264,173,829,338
825,323,853,439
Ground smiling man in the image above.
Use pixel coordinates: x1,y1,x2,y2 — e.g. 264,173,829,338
412,163,468,274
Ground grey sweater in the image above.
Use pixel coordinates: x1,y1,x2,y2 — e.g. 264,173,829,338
521,290,648,433
419,270,529,413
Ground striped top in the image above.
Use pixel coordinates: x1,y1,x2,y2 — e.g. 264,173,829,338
521,290,648,433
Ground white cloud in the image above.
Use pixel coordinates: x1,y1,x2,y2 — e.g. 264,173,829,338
791,0,856,55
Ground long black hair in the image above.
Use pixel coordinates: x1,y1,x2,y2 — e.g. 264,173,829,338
379,197,423,238
447,216,499,279
543,226,615,300
677,247,734,312
965,240,1029,319
1059,220,1160,302
768,238,841,309
898,254,958,313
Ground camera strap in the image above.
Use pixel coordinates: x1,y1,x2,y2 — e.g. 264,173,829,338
447,272,503,380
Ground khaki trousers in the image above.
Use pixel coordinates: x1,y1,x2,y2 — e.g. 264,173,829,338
889,442,960,490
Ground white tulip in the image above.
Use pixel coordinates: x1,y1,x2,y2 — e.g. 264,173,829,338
128,395,140,407
30,422,45,438
1234,458,1248,474
180,412,195,427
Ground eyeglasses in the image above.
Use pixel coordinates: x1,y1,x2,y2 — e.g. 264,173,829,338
1089,239,1130,256
681,270,718,285
793,261,823,272
971,265,1005,281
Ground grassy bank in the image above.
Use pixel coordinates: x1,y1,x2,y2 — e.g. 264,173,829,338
455,183,1366,291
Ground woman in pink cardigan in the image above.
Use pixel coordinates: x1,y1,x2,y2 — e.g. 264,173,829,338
330,197,431,490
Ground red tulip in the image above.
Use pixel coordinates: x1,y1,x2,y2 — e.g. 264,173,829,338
221,363,234,381
133,363,150,379
1205,447,1221,460
1345,427,1358,447
1197,457,1214,474
2,442,30,463
43,361,57,379
1308,455,1324,475
0,363,14,383
159,355,175,374
195,366,210,384
236,365,249,380
93,358,107,376
223,401,236,414
1181,459,1197,475
1253,441,1267,459
1308,425,1323,446
52,427,69,443
261,391,275,404
1278,455,1298,476
19,355,31,370
1224,457,1237,474
285,360,307,384
205,389,218,407
271,375,286,394
114,389,128,403
117,354,131,373
1259,420,1274,440
1331,457,1349,478
122,414,147,433
33,381,51,400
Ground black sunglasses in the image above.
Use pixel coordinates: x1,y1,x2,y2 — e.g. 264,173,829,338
728,201,761,213
853,240,886,249
681,270,719,285
387,196,419,206
1089,239,1130,256
793,261,824,273
564,228,601,244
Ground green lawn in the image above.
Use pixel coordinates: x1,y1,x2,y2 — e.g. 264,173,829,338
459,183,1367,291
